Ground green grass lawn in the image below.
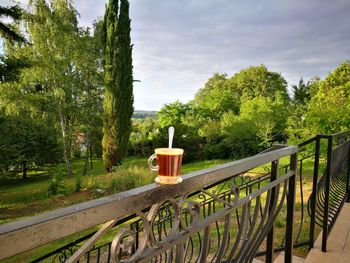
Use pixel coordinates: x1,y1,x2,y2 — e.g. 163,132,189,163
0,157,233,262
0,157,231,225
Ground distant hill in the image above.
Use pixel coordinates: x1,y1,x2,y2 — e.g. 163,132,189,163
133,110,157,119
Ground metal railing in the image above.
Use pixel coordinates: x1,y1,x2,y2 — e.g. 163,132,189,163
1,129,350,262
0,145,298,263
314,131,350,252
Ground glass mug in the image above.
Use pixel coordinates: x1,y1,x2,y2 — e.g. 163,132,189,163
148,148,184,184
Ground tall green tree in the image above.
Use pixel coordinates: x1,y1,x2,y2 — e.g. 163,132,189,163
27,0,81,177
194,73,240,120
306,62,350,133
0,112,61,178
292,78,311,105
193,65,289,125
74,25,104,174
0,5,25,43
0,0,82,177
226,64,289,101
286,78,316,142
102,0,134,172
0,4,27,84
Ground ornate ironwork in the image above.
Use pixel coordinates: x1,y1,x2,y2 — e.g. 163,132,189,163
70,172,293,263
311,142,349,228
0,145,302,263
22,132,350,262
52,245,80,263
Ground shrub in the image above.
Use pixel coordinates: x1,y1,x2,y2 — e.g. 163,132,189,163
110,165,154,193
74,174,82,192
48,167,64,195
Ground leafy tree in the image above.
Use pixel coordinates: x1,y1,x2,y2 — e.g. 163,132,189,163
0,0,87,177
0,4,28,86
0,112,61,178
102,0,134,171
74,25,104,174
0,4,26,42
220,111,261,158
194,73,240,120
157,100,192,128
287,78,317,142
198,119,228,159
193,65,289,125
156,101,203,161
156,101,193,150
306,62,350,133
240,96,287,142
226,64,289,101
128,117,157,157
193,65,289,158
0,55,30,82
218,96,289,158
25,0,81,176
292,78,311,105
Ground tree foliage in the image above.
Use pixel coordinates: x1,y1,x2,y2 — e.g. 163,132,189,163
194,73,239,119
306,62,350,133
0,112,61,176
102,0,134,171
20,0,81,176
292,78,311,105
0,0,103,177
0,4,26,43
286,78,317,142
0,0,348,176
226,64,289,101
138,64,291,161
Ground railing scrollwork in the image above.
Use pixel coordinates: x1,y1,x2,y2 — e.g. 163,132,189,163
0,145,299,263
72,172,294,263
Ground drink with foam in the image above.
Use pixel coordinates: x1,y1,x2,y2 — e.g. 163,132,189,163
148,148,184,184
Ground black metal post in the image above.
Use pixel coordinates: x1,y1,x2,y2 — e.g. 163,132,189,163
285,152,297,263
266,160,279,263
309,136,320,249
322,136,333,252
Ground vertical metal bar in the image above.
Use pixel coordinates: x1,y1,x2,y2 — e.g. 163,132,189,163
97,247,100,263
175,242,185,263
266,160,279,263
322,136,333,252
296,158,304,244
309,136,320,249
215,214,230,263
135,220,139,249
200,226,210,263
285,152,297,263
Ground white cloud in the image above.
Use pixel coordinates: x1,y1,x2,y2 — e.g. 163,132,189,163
1,0,350,110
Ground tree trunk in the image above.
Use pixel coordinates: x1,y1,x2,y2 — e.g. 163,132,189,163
83,148,89,176
83,131,90,176
22,160,27,179
90,140,93,169
58,105,73,177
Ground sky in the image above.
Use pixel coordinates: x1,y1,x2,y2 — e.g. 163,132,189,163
1,0,350,110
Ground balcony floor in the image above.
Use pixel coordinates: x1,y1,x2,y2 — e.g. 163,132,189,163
304,203,350,263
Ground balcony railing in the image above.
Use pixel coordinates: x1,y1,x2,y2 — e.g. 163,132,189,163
0,145,298,262
0,131,349,262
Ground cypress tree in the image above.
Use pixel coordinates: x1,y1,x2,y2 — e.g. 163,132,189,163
102,0,134,172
